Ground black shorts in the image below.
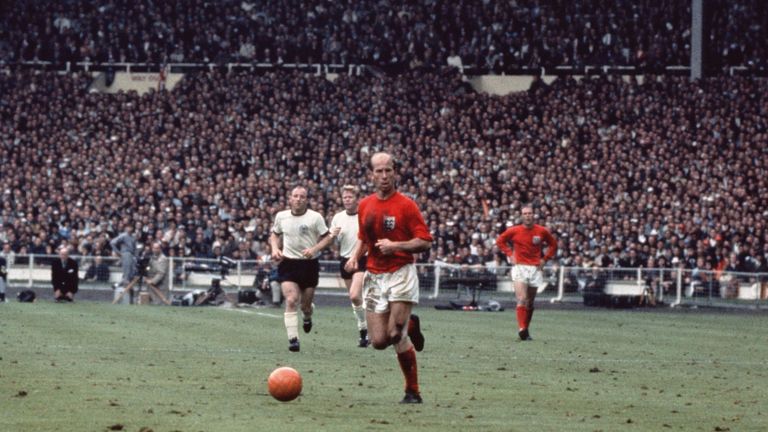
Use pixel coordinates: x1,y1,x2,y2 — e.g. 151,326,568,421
339,256,367,280
277,258,319,290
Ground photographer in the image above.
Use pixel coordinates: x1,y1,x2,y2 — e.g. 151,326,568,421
0,254,7,303
144,241,171,305
110,222,137,291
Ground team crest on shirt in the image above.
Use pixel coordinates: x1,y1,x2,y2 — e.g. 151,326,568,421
383,216,396,231
532,235,541,245
300,224,310,235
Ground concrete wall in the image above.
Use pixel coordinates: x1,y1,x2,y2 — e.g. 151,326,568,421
466,75,555,95
90,71,184,94
87,70,648,97
467,74,646,96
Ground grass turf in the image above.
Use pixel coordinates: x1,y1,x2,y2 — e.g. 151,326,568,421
1,301,767,432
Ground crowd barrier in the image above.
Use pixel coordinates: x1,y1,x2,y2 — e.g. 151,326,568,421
4,254,766,309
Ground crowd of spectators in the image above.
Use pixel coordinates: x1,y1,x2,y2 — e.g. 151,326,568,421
0,0,765,72
706,0,768,70
0,67,767,278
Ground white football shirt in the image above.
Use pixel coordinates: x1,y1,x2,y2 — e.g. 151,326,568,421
272,209,329,259
330,210,360,258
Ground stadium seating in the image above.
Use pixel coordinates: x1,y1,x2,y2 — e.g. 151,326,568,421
0,68,766,277
0,1,766,276
0,0,765,71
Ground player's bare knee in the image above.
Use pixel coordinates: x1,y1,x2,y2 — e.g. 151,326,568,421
371,339,389,350
285,297,299,309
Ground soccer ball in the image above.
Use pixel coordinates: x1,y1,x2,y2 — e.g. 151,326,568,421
268,367,303,402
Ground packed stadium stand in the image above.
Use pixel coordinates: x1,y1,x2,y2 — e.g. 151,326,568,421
0,0,766,71
1,68,766,276
0,1,766,284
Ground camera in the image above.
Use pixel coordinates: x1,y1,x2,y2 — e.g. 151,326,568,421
137,251,151,277
183,256,237,277
212,256,237,277
219,255,237,270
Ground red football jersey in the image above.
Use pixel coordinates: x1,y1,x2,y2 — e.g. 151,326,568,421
358,191,433,273
496,224,557,266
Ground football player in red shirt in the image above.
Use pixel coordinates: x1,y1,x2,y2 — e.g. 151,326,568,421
496,205,557,340
345,152,432,403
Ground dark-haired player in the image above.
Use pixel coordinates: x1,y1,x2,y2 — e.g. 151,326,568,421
496,205,557,341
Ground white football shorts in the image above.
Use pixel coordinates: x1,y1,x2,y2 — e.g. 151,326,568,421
363,264,419,313
511,264,546,289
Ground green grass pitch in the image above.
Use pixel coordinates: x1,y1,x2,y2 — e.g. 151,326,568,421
1,301,767,431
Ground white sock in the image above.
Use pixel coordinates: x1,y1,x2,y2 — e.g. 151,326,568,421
352,304,367,330
284,311,299,339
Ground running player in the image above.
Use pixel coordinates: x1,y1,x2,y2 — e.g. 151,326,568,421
270,186,336,352
346,152,432,403
330,185,369,347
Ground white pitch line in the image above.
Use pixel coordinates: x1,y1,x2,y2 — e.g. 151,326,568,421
220,307,282,319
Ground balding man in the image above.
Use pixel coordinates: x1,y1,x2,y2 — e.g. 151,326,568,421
269,185,336,352
345,152,433,404
51,246,79,302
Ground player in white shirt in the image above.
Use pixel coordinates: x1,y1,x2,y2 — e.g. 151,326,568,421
330,185,369,347
270,186,336,352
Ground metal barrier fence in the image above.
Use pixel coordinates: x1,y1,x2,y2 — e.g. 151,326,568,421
553,266,768,309
4,254,766,308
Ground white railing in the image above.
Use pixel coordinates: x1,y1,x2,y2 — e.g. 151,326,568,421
10,60,702,77
3,254,766,308
10,60,363,76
